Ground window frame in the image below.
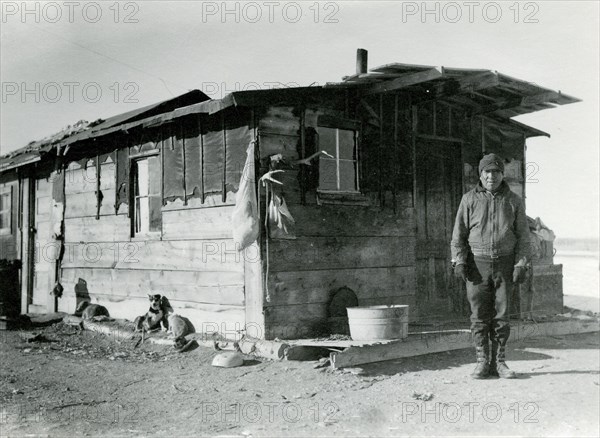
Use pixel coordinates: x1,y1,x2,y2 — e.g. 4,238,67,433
0,186,12,236
129,151,162,239
316,116,361,194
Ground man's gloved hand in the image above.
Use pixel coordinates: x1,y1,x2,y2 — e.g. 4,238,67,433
513,266,527,284
493,273,503,289
454,263,467,283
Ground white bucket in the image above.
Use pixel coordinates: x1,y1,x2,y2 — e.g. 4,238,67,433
347,305,409,340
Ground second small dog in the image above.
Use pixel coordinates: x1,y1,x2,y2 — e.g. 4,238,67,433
76,301,110,320
168,314,194,350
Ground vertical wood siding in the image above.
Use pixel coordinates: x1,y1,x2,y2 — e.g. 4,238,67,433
258,105,418,339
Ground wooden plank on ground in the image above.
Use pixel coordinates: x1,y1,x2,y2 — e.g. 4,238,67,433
510,318,600,339
329,319,600,369
288,330,471,348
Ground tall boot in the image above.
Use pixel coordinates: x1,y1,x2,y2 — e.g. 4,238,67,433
470,344,490,379
488,340,499,377
493,344,517,379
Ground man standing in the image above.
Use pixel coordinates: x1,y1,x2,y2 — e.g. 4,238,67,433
451,153,531,379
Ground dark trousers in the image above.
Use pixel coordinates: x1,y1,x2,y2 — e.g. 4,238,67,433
466,255,514,347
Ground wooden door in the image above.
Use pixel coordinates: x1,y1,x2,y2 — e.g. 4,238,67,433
29,176,54,313
415,139,466,320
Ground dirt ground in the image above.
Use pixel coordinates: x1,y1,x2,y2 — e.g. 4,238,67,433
1,321,599,437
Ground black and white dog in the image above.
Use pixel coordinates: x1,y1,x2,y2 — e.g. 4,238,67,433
134,294,172,332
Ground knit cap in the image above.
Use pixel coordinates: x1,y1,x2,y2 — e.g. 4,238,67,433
479,153,505,174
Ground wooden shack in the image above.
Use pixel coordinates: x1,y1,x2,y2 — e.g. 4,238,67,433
0,52,579,339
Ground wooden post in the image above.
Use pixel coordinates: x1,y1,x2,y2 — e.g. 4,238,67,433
299,108,306,205
95,154,101,220
244,108,265,339
20,176,31,314
222,112,227,203
131,149,137,237
181,120,187,206
47,166,64,314
432,101,437,136
16,169,22,236
393,94,399,213
199,114,205,203
15,170,22,289
522,132,527,207
411,102,418,209
378,95,383,207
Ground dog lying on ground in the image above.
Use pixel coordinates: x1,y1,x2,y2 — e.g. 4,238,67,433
75,301,110,320
168,314,195,351
134,294,172,332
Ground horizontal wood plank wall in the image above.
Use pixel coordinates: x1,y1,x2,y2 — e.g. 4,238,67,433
59,127,249,335
260,106,417,340
162,206,233,240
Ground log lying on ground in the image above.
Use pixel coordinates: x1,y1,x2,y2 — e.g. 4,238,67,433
60,314,265,353
146,332,239,351
238,336,289,360
62,315,83,327
27,312,66,327
81,318,138,341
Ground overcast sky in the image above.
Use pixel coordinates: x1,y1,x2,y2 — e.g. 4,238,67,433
1,1,598,239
